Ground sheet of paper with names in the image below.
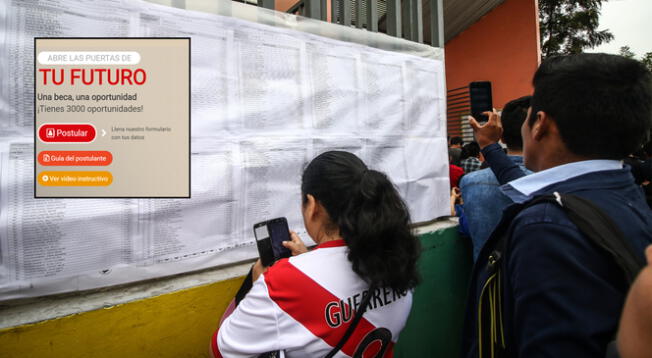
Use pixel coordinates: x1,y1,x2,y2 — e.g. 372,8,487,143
0,0,448,299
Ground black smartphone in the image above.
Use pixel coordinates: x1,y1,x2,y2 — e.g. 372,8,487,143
470,81,493,122
253,217,292,267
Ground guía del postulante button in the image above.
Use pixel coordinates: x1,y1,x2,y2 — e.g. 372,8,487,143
38,151,113,166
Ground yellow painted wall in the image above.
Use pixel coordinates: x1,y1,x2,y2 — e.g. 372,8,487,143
0,225,468,358
0,276,244,358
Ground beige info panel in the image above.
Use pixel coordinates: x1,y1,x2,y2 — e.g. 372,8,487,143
34,38,190,198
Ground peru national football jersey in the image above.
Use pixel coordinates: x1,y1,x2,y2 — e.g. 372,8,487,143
213,239,413,358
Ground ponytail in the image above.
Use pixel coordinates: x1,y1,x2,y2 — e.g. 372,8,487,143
301,151,420,292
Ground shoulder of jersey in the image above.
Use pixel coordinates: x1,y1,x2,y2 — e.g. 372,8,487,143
265,245,346,276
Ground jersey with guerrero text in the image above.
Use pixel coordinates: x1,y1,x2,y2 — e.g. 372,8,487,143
213,239,413,358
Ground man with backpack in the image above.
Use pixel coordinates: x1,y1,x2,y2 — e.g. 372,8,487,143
462,53,652,357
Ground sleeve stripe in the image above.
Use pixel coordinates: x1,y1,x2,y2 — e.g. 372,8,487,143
211,328,224,358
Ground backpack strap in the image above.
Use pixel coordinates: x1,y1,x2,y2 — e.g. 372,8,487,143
551,192,645,284
490,192,644,282
234,267,254,305
325,283,377,358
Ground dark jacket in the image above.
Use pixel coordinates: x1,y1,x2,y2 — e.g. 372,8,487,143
463,143,652,358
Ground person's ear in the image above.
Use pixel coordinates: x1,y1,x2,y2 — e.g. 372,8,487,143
532,111,553,141
304,194,318,221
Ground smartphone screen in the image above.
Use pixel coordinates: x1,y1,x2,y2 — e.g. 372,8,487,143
470,81,493,122
253,217,292,267
254,224,275,267
267,218,291,260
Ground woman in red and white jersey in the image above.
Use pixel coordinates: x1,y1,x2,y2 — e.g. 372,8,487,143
212,151,421,358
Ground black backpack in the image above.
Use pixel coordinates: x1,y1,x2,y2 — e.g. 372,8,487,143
477,192,646,358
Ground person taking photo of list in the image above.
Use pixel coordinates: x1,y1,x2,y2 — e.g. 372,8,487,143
212,151,421,358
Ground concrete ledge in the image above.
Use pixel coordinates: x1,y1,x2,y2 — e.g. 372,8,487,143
0,217,458,329
414,217,458,235
0,262,252,329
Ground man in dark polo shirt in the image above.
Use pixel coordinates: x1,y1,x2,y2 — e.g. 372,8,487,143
462,53,652,358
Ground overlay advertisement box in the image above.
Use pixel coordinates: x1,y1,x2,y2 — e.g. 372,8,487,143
34,38,190,198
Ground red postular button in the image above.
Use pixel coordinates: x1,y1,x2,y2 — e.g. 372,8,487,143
38,124,96,143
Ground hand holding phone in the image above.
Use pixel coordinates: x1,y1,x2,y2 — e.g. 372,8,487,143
253,217,292,267
468,110,503,150
282,231,309,256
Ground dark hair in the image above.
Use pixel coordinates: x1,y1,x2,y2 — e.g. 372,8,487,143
501,96,531,150
450,136,464,146
301,151,420,292
529,53,652,159
461,141,480,160
449,147,462,166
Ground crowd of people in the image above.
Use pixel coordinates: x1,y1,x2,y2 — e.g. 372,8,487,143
211,52,652,358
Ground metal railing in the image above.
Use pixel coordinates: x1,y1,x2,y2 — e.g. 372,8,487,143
254,0,443,47
447,85,473,142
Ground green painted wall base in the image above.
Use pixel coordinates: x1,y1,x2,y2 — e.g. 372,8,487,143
395,226,473,357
